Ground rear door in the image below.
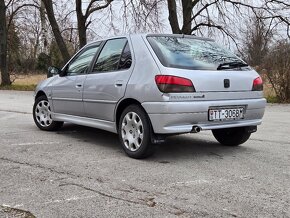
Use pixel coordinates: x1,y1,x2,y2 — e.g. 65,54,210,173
83,38,133,121
51,43,101,116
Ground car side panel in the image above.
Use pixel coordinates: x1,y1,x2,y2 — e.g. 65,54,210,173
50,75,86,116
83,70,133,121
83,38,135,121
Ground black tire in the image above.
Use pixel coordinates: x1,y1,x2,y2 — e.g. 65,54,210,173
33,95,63,131
212,127,251,146
118,104,154,159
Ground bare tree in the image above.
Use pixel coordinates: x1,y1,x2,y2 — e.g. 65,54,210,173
42,0,70,63
1,0,38,85
241,13,273,66
76,0,114,48
42,0,114,56
264,40,290,102
121,0,165,33
165,0,290,41
0,0,9,85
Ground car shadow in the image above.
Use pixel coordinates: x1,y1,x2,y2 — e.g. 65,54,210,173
56,123,254,160
152,134,253,161
55,123,120,149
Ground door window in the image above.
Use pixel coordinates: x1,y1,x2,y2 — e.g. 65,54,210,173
93,38,129,72
66,44,100,76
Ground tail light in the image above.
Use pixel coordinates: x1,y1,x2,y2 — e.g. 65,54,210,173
155,75,195,93
252,77,263,91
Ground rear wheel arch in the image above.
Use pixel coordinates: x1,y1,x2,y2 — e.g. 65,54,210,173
115,98,150,130
118,104,155,158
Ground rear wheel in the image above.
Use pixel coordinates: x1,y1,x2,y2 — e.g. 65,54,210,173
33,95,63,131
118,105,154,159
212,127,251,146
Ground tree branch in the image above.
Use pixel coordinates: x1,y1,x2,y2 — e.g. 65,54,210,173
85,0,97,18
7,3,39,31
191,0,219,22
191,22,222,33
85,0,113,18
5,0,13,8
265,0,290,7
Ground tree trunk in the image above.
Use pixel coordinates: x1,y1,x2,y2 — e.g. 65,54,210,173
40,0,48,54
78,19,87,48
76,0,87,48
42,0,70,63
167,0,181,34
181,0,193,34
0,0,10,85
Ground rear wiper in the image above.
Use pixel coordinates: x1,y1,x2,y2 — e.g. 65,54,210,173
217,61,248,70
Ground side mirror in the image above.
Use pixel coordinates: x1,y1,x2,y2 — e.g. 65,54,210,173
47,66,62,78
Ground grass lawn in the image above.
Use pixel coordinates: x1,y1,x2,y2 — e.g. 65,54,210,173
0,74,46,91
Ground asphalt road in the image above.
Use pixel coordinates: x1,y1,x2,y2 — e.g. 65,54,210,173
0,90,289,218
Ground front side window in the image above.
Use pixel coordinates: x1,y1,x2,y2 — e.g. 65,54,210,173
93,38,128,72
66,44,100,76
147,36,248,71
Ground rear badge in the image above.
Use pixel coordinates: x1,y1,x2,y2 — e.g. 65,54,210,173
224,79,230,88
170,94,205,100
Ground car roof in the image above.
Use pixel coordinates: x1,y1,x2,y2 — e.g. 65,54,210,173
85,33,214,47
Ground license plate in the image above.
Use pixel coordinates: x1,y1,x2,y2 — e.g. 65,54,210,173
209,107,245,121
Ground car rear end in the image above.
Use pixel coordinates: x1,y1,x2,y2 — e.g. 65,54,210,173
140,34,266,135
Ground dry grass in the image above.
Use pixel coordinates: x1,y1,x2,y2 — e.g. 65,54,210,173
264,83,275,96
0,74,46,91
13,74,46,85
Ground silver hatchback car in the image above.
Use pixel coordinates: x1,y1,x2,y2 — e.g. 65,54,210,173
33,34,266,158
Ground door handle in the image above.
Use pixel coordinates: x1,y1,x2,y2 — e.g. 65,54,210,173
115,80,124,87
76,84,82,88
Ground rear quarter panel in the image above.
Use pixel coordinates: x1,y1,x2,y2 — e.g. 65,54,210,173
124,35,163,102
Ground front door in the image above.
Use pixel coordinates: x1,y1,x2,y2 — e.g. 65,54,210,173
83,38,133,121
51,43,101,116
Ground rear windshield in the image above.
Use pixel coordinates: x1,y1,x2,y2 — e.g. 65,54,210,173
147,36,246,71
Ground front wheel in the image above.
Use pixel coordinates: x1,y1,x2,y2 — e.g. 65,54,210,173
212,127,251,146
118,105,154,159
33,95,63,131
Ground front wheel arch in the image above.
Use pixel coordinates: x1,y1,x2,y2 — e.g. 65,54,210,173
35,90,47,101
33,95,63,131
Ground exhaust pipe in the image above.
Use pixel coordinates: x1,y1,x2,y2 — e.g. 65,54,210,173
191,126,201,133
246,126,257,133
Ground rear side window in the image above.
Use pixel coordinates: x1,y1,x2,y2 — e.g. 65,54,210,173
147,36,245,71
93,38,129,72
118,42,132,70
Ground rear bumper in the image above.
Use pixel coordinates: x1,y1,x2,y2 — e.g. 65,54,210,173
142,98,266,134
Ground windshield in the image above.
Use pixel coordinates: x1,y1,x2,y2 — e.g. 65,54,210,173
147,36,248,71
